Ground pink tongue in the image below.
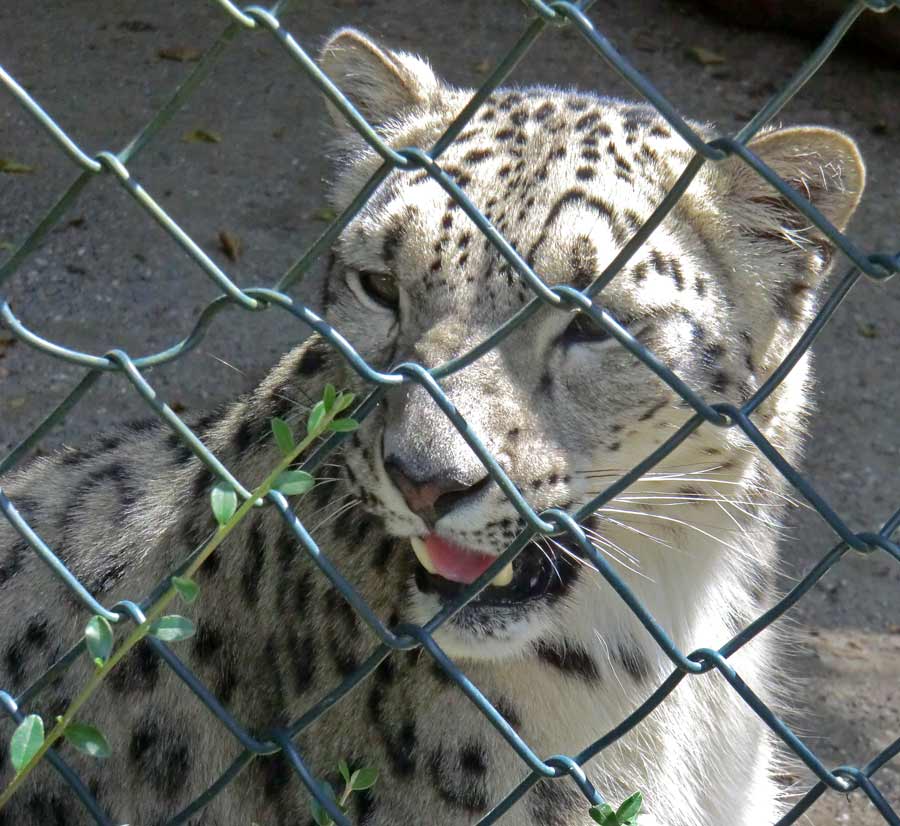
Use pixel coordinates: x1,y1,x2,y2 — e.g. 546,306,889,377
424,534,497,584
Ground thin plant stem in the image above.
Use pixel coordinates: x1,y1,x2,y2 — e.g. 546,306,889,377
0,399,347,809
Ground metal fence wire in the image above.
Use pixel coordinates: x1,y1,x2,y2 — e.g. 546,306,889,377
1,0,899,823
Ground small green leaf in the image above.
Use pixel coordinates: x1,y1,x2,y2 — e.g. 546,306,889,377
310,801,332,826
171,575,199,604
590,804,617,825
210,481,237,525
310,781,338,826
10,715,44,773
333,392,356,414
307,400,326,435
148,615,196,642
349,766,378,791
323,384,337,413
84,616,114,666
273,470,314,496
328,418,359,433
338,758,351,786
63,722,111,759
616,791,643,823
271,417,295,455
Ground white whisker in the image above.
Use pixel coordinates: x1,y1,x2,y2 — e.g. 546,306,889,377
207,353,246,375
588,474,805,509
582,526,641,566
303,489,355,522
551,532,653,583
594,632,628,696
536,537,564,586
309,498,361,534
611,494,785,509
578,461,727,478
710,487,787,532
598,507,748,555
546,536,598,573
589,515,675,551
712,496,747,534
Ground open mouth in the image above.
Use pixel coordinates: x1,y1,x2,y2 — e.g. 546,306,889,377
410,534,579,607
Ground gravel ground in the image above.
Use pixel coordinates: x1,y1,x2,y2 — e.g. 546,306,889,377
0,1,898,823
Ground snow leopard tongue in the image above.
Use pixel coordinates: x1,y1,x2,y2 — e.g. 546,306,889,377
423,534,497,584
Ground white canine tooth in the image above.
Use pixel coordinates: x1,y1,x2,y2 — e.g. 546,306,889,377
490,563,514,588
410,537,437,574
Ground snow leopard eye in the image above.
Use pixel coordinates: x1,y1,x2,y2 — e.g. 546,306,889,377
560,309,637,348
560,310,613,346
351,270,400,311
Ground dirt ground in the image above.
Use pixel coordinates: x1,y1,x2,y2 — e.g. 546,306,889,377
0,1,897,823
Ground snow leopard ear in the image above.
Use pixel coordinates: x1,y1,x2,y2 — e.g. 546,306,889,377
725,126,865,270
318,28,443,134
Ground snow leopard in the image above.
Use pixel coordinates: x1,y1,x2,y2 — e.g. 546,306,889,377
0,26,865,826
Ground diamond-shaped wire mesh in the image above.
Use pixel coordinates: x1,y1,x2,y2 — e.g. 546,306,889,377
0,1,898,824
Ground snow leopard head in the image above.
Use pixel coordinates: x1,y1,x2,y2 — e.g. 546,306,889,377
315,29,864,659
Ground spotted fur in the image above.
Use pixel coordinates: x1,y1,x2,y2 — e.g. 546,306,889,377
0,28,865,826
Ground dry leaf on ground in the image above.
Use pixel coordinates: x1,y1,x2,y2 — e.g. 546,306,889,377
686,46,726,66
182,129,221,144
218,231,241,262
158,46,203,62
0,159,35,174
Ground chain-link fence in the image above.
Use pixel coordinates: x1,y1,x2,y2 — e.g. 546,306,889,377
1,0,898,824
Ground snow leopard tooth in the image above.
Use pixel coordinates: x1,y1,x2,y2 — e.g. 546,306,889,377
410,536,438,574
490,563,514,588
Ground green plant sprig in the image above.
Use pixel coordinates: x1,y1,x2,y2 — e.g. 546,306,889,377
590,791,643,825
310,760,378,826
0,385,356,809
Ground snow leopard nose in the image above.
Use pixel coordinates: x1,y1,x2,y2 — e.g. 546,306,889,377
384,456,490,524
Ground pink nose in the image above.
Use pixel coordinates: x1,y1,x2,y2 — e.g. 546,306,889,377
384,458,486,525
391,477,446,515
